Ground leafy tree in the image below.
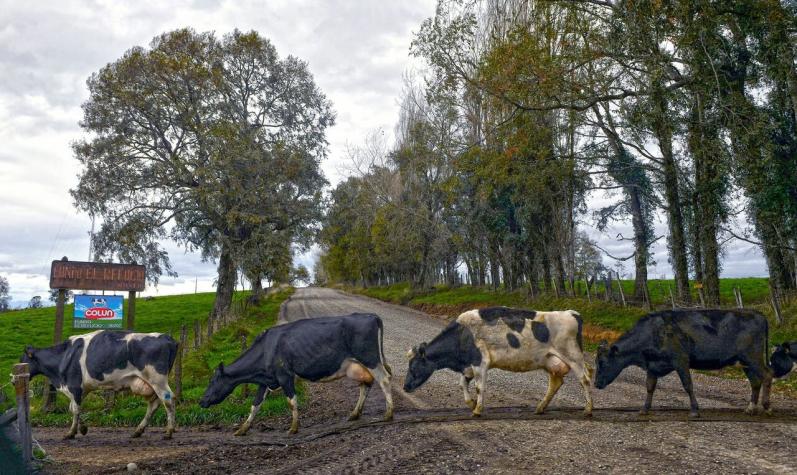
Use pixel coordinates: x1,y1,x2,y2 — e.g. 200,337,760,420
48,289,75,304
28,296,43,309
0,276,10,312
72,29,332,317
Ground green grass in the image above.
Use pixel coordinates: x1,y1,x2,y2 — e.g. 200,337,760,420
0,289,298,428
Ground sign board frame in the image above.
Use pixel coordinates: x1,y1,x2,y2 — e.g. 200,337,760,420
50,260,145,292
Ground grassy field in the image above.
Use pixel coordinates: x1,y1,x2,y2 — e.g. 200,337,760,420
0,289,297,427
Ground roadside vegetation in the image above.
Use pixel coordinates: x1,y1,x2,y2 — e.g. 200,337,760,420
1,289,295,427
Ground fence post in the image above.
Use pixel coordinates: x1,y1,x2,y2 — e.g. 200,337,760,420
668,285,676,309
240,334,249,399
616,271,627,308
13,363,32,470
734,287,744,309
771,290,784,326
175,325,186,400
194,319,201,349
207,311,214,340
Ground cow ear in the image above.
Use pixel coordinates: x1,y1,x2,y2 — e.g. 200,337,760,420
610,345,619,355
418,342,427,358
217,362,225,373
25,345,35,359
406,347,416,360
783,342,791,353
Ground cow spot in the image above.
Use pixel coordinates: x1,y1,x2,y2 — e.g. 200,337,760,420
479,307,536,333
506,333,521,348
531,321,550,343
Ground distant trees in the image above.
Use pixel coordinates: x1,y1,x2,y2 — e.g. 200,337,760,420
72,28,332,316
48,289,74,304
0,276,10,312
319,0,797,304
28,296,43,309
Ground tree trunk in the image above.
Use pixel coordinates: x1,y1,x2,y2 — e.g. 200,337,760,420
213,241,236,318
652,87,691,304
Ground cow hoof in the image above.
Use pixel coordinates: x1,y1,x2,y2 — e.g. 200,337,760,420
744,406,756,416
79,424,88,436
583,410,593,418
639,409,649,416
233,429,248,437
465,400,476,410
347,414,361,422
383,413,393,422
764,408,773,417
131,431,143,439
63,434,75,440
471,411,482,418
688,411,700,419
163,432,173,440
288,428,298,435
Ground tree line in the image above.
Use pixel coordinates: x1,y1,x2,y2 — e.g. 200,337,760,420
71,29,331,316
319,0,797,307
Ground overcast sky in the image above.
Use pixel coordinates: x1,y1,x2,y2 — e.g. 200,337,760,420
0,0,767,307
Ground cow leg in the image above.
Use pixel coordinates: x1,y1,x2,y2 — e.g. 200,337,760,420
63,389,82,440
235,385,268,436
278,375,300,434
675,367,699,418
348,383,371,421
761,366,773,416
132,396,160,438
535,372,564,415
151,382,176,439
565,358,592,416
640,373,657,415
460,370,475,410
741,365,763,415
472,359,489,417
369,364,393,421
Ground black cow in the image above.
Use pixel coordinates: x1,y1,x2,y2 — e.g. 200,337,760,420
21,330,178,439
199,313,393,435
594,309,772,417
771,341,797,378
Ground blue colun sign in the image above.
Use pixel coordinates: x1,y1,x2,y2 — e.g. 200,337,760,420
74,295,124,329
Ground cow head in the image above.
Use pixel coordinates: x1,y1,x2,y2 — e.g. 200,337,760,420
200,362,236,408
771,342,795,378
404,343,435,392
594,340,623,389
19,345,41,378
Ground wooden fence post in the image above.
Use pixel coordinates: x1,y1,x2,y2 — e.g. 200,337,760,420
616,271,627,308
240,334,249,399
194,319,201,349
127,290,136,330
13,363,32,470
734,287,744,308
668,285,676,309
175,325,186,400
771,290,784,326
207,311,214,340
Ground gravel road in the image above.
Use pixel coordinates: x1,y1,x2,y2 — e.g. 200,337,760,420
36,287,797,474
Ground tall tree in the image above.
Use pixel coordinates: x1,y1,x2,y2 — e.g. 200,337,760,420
72,29,332,316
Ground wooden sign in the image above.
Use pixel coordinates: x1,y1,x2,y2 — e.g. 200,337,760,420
50,259,145,291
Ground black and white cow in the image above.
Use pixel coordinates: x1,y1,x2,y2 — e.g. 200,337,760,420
594,309,772,417
771,341,797,378
199,313,393,435
404,307,592,417
21,330,178,439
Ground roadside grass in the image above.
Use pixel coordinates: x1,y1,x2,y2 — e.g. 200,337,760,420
1,289,298,428
344,281,797,393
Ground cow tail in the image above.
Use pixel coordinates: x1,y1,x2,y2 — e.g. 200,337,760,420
572,310,584,352
377,317,392,376
764,316,770,368
167,335,179,372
